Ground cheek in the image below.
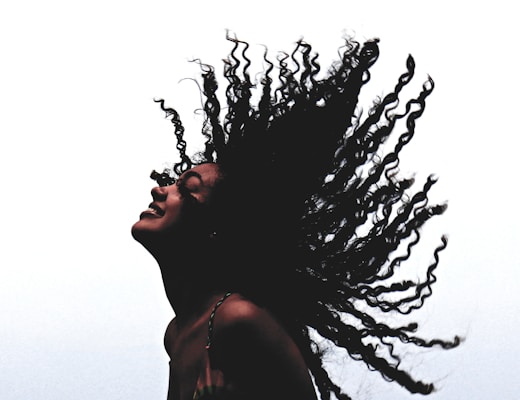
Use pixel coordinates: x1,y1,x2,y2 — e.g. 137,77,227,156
158,195,184,225
174,200,211,233
160,198,206,234
160,211,182,231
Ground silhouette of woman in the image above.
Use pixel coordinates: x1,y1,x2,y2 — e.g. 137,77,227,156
131,33,460,400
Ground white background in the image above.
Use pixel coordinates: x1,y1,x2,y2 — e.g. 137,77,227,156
1,1,518,399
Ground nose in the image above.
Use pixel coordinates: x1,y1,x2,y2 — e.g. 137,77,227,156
151,186,168,201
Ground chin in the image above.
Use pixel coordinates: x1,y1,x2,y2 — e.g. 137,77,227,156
131,220,151,245
130,223,140,241
131,220,178,255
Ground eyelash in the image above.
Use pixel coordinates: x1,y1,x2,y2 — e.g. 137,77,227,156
177,180,197,201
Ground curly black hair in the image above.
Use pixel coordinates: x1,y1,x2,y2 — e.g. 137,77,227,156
150,32,461,400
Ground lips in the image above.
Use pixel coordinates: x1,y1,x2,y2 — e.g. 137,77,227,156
140,202,165,218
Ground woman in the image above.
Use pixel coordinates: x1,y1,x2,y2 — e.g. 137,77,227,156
132,162,317,400
132,34,460,400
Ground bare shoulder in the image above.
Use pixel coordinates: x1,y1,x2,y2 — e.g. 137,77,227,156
211,293,297,359
212,294,285,337
215,294,268,320
211,294,317,400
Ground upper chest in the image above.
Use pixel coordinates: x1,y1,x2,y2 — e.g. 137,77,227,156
164,317,211,400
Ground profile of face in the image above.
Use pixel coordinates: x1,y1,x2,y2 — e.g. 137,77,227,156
131,163,222,253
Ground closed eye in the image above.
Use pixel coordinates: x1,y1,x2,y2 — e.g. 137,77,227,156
176,170,203,200
177,179,198,202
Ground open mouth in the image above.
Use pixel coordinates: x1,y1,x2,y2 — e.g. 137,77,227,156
142,202,165,217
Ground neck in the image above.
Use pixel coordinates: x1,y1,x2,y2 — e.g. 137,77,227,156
156,254,226,324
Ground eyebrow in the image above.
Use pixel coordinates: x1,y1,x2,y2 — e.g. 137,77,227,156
179,171,203,184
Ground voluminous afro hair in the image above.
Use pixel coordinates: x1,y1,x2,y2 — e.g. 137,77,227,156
151,33,461,400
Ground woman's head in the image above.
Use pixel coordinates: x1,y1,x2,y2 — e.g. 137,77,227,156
131,162,224,258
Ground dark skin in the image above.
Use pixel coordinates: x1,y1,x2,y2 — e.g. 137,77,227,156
132,163,318,400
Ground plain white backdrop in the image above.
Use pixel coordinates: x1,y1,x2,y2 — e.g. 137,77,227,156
1,1,518,399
